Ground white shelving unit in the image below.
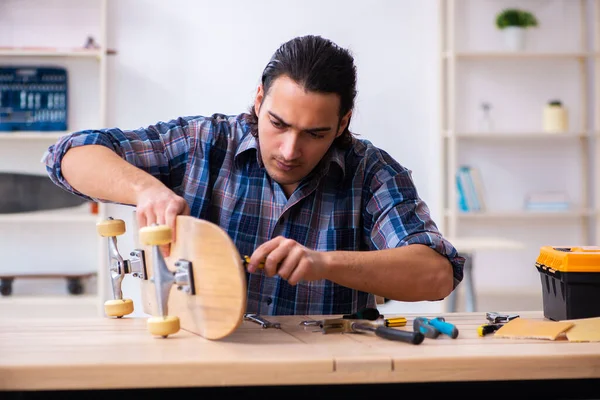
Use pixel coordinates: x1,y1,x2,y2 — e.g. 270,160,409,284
439,0,599,301
0,0,110,312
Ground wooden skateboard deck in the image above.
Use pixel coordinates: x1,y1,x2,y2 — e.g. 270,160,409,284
139,215,247,340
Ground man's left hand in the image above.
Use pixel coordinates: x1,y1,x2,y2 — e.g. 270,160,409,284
246,236,326,285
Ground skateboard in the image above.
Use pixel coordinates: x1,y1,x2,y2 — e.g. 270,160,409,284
96,215,247,340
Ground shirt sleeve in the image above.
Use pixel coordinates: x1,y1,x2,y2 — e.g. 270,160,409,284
41,116,195,203
363,151,465,290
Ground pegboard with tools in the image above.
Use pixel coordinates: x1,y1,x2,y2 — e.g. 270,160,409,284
0,66,68,132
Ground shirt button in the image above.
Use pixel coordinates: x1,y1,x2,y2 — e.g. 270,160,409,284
266,297,273,305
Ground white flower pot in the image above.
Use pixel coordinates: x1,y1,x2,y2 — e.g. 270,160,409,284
502,26,525,51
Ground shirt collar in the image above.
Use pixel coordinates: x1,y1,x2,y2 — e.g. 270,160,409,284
320,144,346,181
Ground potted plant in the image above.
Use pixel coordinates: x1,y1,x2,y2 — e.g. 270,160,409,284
495,8,538,51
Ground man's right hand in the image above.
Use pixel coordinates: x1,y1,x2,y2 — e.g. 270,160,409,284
135,186,190,256
60,145,191,256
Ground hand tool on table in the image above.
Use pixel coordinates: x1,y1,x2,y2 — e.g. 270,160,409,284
243,313,281,329
343,307,407,327
342,307,382,321
478,312,520,336
413,316,459,339
486,312,519,324
413,317,440,339
300,310,406,328
478,323,503,336
319,318,424,344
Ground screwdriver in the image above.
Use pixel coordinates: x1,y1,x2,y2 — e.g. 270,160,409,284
414,317,441,339
242,255,265,269
478,323,503,337
413,316,459,339
428,317,459,339
382,317,407,327
343,307,381,320
342,308,407,327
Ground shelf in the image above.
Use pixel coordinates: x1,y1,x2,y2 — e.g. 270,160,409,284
444,131,598,140
0,205,99,223
0,48,115,58
0,131,70,141
445,209,596,219
443,51,594,59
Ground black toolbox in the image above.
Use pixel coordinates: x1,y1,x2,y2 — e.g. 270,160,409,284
535,246,600,321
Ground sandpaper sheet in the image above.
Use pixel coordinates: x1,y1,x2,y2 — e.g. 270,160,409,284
493,318,574,340
564,317,600,342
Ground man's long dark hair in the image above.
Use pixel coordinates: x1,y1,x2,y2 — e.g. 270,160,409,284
248,35,358,149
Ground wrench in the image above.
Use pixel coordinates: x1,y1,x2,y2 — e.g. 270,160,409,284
243,313,281,329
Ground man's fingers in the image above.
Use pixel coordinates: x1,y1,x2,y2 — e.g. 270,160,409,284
261,239,296,277
144,211,157,227
276,246,303,280
136,211,147,229
248,237,282,273
287,262,306,286
165,204,179,242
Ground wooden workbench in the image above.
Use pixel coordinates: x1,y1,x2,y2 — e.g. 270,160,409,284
1,311,599,397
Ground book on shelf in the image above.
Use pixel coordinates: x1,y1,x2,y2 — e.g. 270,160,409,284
455,165,486,212
524,191,571,212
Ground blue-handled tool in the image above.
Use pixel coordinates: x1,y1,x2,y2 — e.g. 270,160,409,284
413,317,459,339
413,317,441,339
428,317,459,338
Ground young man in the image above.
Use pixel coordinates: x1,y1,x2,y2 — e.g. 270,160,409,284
42,35,464,316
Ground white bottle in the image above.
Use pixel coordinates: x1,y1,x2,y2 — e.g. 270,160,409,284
543,100,568,133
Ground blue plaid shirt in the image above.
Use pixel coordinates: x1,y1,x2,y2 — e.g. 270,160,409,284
42,112,464,315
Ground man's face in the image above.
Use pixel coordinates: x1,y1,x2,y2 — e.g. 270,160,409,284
254,75,350,197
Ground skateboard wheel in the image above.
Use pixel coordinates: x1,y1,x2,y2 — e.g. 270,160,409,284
147,315,180,338
104,299,134,317
139,225,172,246
97,219,126,237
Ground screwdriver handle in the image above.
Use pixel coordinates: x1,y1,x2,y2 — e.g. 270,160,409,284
413,317,441,339
384,317,407,327
353,323,424,345
243,255,265,269
374,326,424,344
429,317,459,339
478,323,502,337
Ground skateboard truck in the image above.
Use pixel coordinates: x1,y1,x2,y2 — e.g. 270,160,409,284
137,223,201,338
97,217,148,319
97,218,194,339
